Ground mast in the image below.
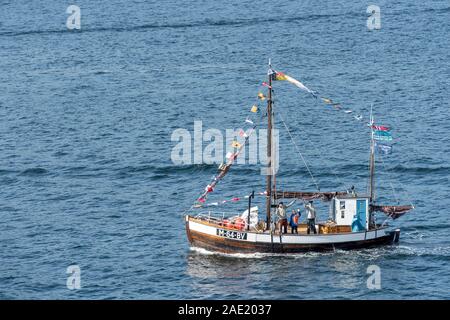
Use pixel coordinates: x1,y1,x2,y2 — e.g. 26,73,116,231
265,60,273,230
369,107,375,203
368,107,375,227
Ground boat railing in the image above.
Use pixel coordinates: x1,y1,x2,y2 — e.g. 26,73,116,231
193,211,231,224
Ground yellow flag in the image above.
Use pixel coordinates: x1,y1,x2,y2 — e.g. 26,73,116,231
257,92,266,100
251,105,258,113
274,71,288,81
231,141,242,148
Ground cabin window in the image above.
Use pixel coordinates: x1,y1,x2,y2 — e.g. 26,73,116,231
340,201,345,210
341,210,345,219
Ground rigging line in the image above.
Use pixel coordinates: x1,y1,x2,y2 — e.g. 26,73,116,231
376,152,399,204
276,103,348,191
383,95,416,208
377,151,415,208
182,204,195,216
277,112,321,192
371,101,415,208
288,90,365,190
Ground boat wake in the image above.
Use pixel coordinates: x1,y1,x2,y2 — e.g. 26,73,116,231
392,245,450,257
189,246,336,259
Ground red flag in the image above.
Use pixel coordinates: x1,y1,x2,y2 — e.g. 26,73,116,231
372,125,390,131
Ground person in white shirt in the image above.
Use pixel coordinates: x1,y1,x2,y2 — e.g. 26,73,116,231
305,200,317,234
276,202,288,234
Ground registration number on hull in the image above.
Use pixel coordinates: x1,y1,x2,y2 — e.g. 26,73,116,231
216,228,247,240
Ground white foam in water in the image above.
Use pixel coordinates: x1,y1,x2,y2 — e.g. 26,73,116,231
189,246,334,259
394,245,450,257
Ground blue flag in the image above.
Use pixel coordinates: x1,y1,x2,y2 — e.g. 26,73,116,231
375,142,393,155
374,130,393,141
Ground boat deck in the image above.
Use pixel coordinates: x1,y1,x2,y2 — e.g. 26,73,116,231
189,215,360,236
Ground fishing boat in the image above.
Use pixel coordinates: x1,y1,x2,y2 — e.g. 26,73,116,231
184,62,413,254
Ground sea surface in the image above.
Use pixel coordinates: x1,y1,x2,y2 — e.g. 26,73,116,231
0,0,449,299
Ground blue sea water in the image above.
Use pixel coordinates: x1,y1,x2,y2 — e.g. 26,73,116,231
0,0,449,299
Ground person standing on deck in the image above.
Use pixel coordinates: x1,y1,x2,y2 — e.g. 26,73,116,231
289,209,300,234
276,202,288,234
305,200,317,234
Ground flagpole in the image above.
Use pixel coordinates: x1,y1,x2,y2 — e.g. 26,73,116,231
265,60,273,231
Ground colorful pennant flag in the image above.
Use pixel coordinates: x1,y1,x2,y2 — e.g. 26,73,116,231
257,92,266,100
375,142,393,155
238,129,248,138
373,130,393,141
321,97,342,108
251,105,259,113
231,141,242,148
226,152,237,161
321,97,333,104
372,125,390,131
276,72,316,97
374,136,393,142
272,71,288,81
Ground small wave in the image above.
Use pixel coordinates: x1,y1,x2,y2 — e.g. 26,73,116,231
0,12,356,38
52,151,69,157
390,164,450,174
19,168,48,176
149,174,169,181
115,163,218,176
423,7,450,14
404,224,450,232
339,163,369,172
0,169,18,175
92,70,111,75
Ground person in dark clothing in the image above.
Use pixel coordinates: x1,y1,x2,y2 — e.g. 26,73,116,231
289,209,300,234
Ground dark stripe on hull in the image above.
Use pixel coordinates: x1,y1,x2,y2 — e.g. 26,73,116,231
188,229,398,254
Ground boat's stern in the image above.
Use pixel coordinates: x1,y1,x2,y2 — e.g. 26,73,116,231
392,228,401,243
387,228,401,243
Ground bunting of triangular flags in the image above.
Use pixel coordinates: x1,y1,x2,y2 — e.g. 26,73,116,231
271,69,368,123
195,86,267,204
